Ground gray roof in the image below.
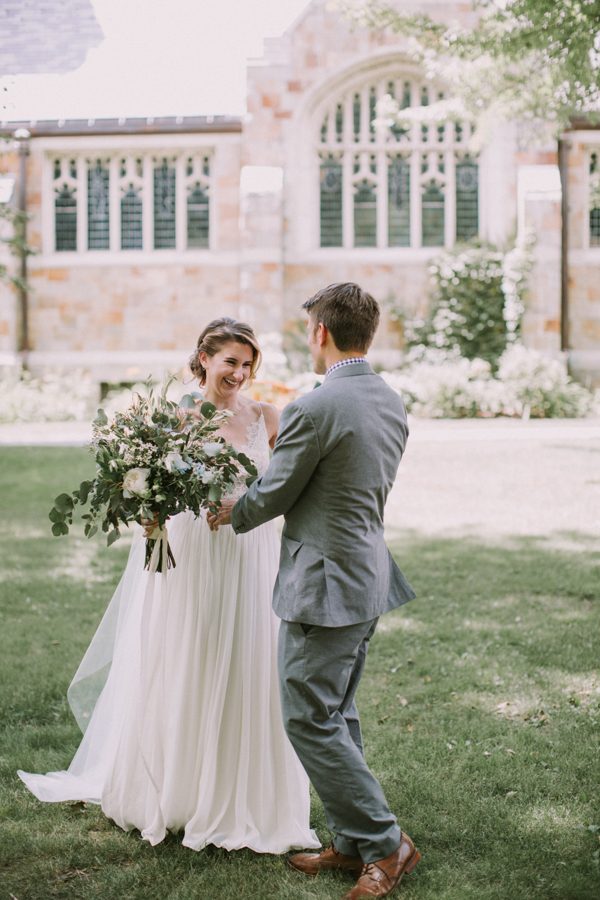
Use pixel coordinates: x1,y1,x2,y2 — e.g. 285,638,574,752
0,0,104,74
0,115,243,137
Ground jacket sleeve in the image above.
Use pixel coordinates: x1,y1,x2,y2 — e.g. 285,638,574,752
231,401,320,534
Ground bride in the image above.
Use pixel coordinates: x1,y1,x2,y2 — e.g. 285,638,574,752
18,317,320,854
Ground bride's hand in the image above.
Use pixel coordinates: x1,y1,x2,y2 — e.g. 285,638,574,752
141,513,160,538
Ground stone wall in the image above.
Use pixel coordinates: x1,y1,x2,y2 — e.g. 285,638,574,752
0,0,598,385
566,134,600,383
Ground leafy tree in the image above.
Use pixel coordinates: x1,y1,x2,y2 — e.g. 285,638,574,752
341,0,600,139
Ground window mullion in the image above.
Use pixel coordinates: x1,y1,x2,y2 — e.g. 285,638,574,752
360,86,369,144
77,157,87,253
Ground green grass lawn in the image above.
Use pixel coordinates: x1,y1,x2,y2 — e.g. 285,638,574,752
1,447,599,900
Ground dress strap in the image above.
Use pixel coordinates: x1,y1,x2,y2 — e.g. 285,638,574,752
244,404,265,451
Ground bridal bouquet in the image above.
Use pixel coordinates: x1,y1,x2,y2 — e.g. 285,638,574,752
49,380,257,572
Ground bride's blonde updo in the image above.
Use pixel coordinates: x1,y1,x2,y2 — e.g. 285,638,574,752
190,317,262,386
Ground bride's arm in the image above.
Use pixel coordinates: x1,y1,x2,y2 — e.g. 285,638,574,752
260,401,280,449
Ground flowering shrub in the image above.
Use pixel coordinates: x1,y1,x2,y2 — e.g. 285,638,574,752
380,345,598,419
408,241,532,369
498,344,596,418
0,369,98,423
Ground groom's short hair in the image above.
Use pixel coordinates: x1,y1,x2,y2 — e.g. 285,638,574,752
303,282,380,352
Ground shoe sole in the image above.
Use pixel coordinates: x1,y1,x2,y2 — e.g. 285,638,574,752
287,858,362,878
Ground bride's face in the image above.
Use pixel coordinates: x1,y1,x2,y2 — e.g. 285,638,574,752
200,340,255,397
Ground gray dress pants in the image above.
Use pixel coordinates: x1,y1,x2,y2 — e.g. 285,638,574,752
278,618,402,863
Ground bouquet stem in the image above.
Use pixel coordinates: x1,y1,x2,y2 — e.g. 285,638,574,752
144,530,176,573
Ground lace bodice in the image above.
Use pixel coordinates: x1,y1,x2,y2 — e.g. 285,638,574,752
223,409,270,501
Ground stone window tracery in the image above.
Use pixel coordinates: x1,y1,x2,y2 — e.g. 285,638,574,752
51,152,212,253
317,73,479,249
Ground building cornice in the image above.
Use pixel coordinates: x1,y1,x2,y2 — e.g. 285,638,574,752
0,115,243,139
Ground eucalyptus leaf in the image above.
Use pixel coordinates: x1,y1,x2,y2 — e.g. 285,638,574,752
79,480,93,503
48,508,63,523
107,529,121,547
52,521,69,537
179,394,197,409
207,484,221,502
54,493,74,513
201,401,217,418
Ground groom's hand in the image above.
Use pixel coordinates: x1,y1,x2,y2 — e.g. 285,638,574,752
207,500,234,531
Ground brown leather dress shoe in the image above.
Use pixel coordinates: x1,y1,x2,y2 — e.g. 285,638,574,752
341,833,421,898
288,844,363,877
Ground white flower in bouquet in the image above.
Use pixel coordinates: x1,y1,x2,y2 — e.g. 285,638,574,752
122,467,151,497
202,441,223,458
164,451,191,473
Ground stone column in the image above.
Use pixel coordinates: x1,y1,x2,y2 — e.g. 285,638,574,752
517,164,562,355
238,165,284,335
0,167,19,368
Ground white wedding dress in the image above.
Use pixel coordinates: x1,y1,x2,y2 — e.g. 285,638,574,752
18,410,319,854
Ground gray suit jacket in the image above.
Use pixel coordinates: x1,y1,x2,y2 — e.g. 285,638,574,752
231,362,415,625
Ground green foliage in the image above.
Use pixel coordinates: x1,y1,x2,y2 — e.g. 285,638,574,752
408,244,522,369
342,0,600,135
0,204,36,292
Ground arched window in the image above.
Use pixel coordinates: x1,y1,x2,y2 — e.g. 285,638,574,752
317,73,479,249
53,158,77,251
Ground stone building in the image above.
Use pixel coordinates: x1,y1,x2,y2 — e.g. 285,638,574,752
0,0,599,384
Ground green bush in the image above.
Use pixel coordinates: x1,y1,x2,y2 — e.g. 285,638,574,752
408,242,531,370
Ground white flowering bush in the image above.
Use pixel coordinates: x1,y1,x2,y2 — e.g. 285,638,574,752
0,369,99,423
381,345,598,419
498,345,596,419
408,240,533,369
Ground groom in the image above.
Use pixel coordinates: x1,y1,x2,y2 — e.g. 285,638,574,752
209,283,419,898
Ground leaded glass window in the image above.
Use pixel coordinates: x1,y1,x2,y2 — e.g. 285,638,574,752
316,72,479,248
320,155,343,247
121,188,143,250
185,155,211,249
53,158,77,251
153,158,176,250
87,159,110,250
456,156,479,242
590,152,600,248
422,181,445,247
353,154,377,247
50,152,212,254
388,155,410,246
118,157,143,250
